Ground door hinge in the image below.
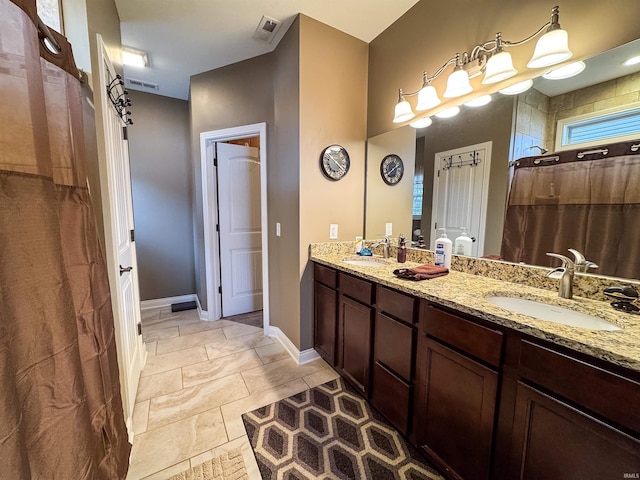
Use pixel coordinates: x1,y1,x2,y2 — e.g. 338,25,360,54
218,286,222,294
122,126,128,140
213,157,218,167
137,322,142,335
216,224,219,232
434,222,438,230
437,170,440,177
130,229,135,242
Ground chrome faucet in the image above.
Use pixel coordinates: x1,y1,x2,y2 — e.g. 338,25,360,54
546,252,575,299
568,248,599,273
371,236,390,258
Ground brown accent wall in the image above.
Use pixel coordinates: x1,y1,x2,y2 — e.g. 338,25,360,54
368,0,640,138
298,15,369,350
128,90,195,301
189,53,275,311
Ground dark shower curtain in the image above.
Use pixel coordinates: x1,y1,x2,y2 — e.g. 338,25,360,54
501,141,640,280
0,0,130,478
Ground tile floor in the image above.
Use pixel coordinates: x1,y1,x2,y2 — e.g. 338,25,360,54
126,307,339,480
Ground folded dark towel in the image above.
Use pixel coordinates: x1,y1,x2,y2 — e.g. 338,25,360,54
393,264,449,281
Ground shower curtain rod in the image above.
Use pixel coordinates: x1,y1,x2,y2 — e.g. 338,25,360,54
36,16,61,53
509,140,640,167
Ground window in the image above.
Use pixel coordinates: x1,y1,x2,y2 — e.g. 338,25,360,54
556,103,640,151
37,0,62,33
412,171,423,217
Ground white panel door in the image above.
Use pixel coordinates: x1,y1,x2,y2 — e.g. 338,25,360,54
216,142,263,316
97,36,144,432
431,141,492,257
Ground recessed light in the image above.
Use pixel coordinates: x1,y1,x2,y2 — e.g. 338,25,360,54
623,55,640,66
435,106,460,118
499,79,533,95
410,117,433,128
464,95,492,107
543,61,586,80
123,47,149,68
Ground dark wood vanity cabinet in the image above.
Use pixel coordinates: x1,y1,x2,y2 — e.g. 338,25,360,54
313,264,338,366
414,302,503,480
337,272,374,396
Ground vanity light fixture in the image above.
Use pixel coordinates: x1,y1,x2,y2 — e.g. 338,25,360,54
623,55,640,67
435,106,460,119
464,95,492,107
542,61,586,80
499,79,533,95
410,117,433,129
123,47,149,68
392,6,572,122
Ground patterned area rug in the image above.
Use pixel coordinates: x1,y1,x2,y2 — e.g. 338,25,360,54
242,378,443,480
167,448,248,480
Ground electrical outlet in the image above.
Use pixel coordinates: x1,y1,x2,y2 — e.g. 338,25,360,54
329,224,338,239
385,223,393,236
276,222,281,237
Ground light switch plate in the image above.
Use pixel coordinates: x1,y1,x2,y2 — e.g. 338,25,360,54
276,222,281,237
330,224,338,239
385,223,393,236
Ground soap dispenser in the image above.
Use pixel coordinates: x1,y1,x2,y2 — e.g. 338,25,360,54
434,228,452,268
454,227,473,256
397,234,407,263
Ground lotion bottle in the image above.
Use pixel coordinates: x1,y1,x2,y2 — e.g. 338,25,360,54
454,228,473,256
397,234,407,263
434,228,452,268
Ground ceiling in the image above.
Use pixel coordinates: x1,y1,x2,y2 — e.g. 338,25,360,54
115,0,420,100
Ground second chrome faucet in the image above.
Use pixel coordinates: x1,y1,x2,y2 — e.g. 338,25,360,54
546,252,575,299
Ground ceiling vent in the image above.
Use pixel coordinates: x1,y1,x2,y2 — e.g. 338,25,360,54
126,78,159,90
252,15,281,44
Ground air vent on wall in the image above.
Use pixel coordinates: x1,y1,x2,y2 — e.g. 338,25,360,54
252,15,281,44
126,78,159,90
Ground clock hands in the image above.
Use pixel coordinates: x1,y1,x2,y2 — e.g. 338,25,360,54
329,156,345,172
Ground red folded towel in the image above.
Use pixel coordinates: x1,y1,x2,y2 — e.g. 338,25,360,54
393,264,449,281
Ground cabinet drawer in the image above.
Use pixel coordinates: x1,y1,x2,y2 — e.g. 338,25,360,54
314,263,337,289
519,340,640,433
371,362,411,434
374,312,413,382
377,286,416,324
339,272,373,305
422,303,503,367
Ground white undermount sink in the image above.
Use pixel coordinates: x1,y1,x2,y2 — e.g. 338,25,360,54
342,257,389,267
485,296,621,331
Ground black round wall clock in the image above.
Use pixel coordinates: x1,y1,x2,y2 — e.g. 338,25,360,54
380,154,404,185
320,145,350,181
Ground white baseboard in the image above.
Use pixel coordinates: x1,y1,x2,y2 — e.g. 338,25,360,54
140,294,197,310
195,295,210,321
266,326,320,365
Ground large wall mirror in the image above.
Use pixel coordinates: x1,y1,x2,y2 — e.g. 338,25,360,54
365,38,640,280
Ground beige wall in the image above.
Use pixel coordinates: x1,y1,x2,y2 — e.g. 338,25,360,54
368,0,640,138
189,53,275,311
270,18,302,346
298,16,369,350
365,126,415,239
128,91,195,301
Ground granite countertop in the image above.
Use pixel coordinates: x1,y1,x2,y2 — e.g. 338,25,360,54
310,251,640,374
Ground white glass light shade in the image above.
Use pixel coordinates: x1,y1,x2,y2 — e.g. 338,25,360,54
499,79,533,95
416,85,441,111
393,99,415,123
624,55,640,66
527,28,572,68
482,51,518,84
443,69,473,98
410,117,433,128
464,95,492,107
435,106,460,118
543,61,585,80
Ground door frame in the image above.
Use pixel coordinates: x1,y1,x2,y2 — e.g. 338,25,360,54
200,123,269,330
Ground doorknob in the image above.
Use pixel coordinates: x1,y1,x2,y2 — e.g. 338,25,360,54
119,265,133,276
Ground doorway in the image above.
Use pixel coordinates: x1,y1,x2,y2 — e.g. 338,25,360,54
200,123,269,330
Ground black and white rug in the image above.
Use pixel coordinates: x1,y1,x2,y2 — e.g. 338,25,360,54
242,378,443,480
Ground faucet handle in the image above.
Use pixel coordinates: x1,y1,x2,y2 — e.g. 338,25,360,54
568,248,586,264
547,252,574,270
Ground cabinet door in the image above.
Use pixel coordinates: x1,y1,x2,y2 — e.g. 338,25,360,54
415,337,498,480
339,296,373,395
314,282,337,366
509,382,640,480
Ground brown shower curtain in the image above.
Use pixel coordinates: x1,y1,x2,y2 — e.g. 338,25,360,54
0,0,130,478
501,141,640,280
